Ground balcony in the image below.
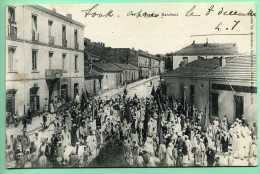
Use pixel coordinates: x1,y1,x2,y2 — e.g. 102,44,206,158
45,69,63,79
75,42,79,49
8,24,17,40
62,39,67,48
49,36,55,46
32,30,39,42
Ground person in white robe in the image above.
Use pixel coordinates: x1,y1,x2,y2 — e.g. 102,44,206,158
158,142,167,164
62,127,71,147
165,142,174,166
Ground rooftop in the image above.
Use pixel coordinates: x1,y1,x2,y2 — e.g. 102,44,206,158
173,41,239,56
162,55,256,83
29,5,85,28
113,63,139,70
84,68,103,79
93,63,123,73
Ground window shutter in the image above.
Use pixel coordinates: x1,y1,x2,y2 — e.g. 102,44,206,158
36,95,40,110
30,95,34,111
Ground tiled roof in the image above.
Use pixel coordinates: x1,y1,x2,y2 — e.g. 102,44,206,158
86,52,102,61
208,55,256,82
138,50,160,60
84,68,103,79
173,42,239,56
163,58,220,78
127,64,139,70
162,55,256,83
93,63,123,72
114,63,139,70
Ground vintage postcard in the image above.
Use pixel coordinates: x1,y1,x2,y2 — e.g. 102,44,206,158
5,3,256,168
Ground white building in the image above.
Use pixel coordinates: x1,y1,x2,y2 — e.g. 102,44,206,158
6,5,85,117
93,63,123,91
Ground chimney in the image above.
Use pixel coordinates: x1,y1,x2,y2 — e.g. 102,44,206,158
219,57,226,67
66,13,72,19
192,40,195,45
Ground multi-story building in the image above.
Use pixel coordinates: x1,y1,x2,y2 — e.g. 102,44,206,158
98,47,162,79
137,50,161,78
137,51,150,79
6,5,85,117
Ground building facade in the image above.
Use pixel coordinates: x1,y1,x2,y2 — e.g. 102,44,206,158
6,5,85,117
114,63,139,84
159,59,165,74
97,47,163,79
162,55,256,126
137,51,161,79
93,63,123,91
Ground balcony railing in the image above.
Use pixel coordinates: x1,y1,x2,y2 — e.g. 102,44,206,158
45,69,63,79
62,39,67,48
32,30,39,41
75,42,79,49
49,36,55,45
8,24,17,40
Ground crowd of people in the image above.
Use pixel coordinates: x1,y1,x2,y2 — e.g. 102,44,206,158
5,85,258,168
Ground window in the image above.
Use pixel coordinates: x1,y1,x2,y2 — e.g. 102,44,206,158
8,7,15,23
30,86,40,113
74,83,79,97
74,55,78,72
32,50,38,71
49,52,53,69
32,14,38,41
180,84,185,104
211,93,219,116
48,20,53,37
62,54,66,71
99,79,102,89
190,85,195,106
6,89,17,115
48,20,54,45
61,84,68,101
234,95,244,119
62,25,66,47
8,47,16,72
32,15,37,30
74,29,78,49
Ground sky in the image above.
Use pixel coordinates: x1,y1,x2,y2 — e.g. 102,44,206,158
44,3,256,55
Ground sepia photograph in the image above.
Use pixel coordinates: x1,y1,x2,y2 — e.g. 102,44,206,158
5,3,257,168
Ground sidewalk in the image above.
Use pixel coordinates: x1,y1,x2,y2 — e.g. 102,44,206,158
96,75,160,99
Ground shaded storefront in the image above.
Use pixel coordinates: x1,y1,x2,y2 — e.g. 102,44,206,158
45,69,63,103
